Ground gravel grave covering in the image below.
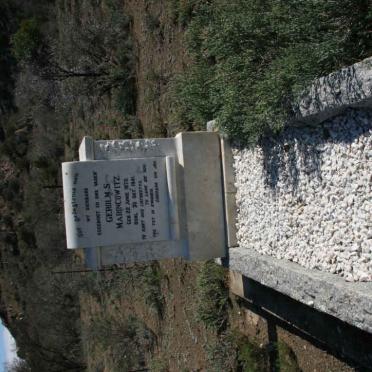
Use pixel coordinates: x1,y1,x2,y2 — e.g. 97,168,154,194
233,109,372,282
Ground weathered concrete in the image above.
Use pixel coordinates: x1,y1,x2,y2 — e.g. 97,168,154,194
229,247,372,333
229,265,372,369
221,138,238,247
291,56,372,125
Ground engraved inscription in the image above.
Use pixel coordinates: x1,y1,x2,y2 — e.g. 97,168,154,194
62,157,170,248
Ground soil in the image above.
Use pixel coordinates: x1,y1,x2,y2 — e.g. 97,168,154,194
232,305,355,372
126,0,190,138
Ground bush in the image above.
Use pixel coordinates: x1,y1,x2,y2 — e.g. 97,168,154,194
142,264,164,317
237,337,269,372
276,341,301,372
11,18,43,62
84,314,155,372
167,0,203,27
205,331,300,372
205,331,270,371
171,0,372,143
205,332,238,371
196,261,228,331
148,356,168,372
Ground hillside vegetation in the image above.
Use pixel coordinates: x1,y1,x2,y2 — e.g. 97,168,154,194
171,0,372,142
0,0,137,370
0,0,370,371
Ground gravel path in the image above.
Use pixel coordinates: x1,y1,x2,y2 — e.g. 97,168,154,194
233,109,372,282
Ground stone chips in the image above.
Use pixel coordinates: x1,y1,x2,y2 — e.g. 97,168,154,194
233,109,372,282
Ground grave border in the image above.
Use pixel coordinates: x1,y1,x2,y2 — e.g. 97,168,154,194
217,57,372,333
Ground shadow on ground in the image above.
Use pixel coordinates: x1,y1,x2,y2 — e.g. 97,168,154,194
237,275,372,371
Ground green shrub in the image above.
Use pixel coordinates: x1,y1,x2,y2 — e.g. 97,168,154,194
276,341,301,372
205,332,238,371
205,331,270,371
148,356,168,372
167,0,203,27
196,261,228,331
171,0,372,143
238,338,300,372
237,337,268,372
11,18,43,62
115,81,137,118
142,264,164,316
144,13,161,32
205,332,299,372
84,314,155,372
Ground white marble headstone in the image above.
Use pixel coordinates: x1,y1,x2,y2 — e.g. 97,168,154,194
62,157,170,249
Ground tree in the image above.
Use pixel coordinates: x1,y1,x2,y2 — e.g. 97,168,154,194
11,1,135,102
0,0,19,115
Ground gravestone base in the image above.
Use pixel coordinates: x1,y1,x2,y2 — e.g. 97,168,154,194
63,132,231,268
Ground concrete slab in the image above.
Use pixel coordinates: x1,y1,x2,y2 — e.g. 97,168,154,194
176,132,227,260
220,137,238,247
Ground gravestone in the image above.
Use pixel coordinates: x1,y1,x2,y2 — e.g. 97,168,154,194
63,158,170,248
62,132,234,268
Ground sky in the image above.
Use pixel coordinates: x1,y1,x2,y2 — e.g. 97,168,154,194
0,321,18,372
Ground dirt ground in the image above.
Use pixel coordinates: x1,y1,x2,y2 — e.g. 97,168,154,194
126,0,190,138
232,304,355,372
80,260,217,371
79,1,361,371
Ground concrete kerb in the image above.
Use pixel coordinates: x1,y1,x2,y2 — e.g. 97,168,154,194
207,120,238,248
290,56,372,126
229,248,372,334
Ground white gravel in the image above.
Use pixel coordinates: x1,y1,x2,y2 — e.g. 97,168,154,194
233,109,372,282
